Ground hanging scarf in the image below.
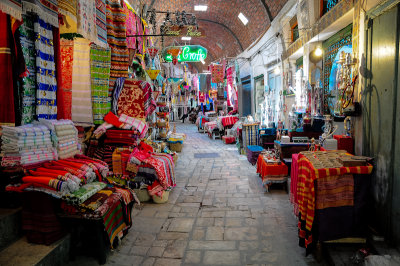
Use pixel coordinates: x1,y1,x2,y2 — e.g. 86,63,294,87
71,37,93,125
77,0,97,43
22,0,59,27
34,17,57,120
57,39,74,119
123,2,136,49
95,0,107,46
0,0,22,21
105,0,128,97
90,43,111,124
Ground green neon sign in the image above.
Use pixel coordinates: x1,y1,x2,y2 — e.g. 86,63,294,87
163,45,208,62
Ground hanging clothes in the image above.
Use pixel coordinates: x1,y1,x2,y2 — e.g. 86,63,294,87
71,38,93,124
57,39,74,119
0,12,16,125
90,43,111,124
18,13,36,124
34,17,57,120
0,0,23,21
123,2,136,50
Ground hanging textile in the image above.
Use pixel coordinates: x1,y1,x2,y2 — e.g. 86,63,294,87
57,39,73,119
117,79,145,120
0,0,22,21
71,38,93,124
105,0,128,97
34,17,57,120
135,15,143,54
95,0,107,47
22,0,59,27
90,44,111,124
77,0,97,43
0,12,15,126
58,0,76,21
123,2,136,49
211,64,224,83
18,13,36,124
111,77,125,114
141,81,156,116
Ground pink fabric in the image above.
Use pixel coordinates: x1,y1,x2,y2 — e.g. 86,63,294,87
123,2,136,49
290,153,300,216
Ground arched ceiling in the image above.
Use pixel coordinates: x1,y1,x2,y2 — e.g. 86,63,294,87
142,0,289,71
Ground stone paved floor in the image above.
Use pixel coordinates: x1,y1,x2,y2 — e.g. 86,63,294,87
70,122,324,266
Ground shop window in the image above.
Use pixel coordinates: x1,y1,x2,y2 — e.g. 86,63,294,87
321,0,340,17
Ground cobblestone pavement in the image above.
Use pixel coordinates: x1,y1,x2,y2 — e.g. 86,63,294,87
71,122,322,266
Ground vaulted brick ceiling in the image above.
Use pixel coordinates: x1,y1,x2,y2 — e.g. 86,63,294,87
142,0,288,71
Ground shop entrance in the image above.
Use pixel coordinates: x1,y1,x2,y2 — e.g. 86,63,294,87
364,3,400,245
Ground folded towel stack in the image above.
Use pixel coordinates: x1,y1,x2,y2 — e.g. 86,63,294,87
40,120,80,159
1,125,57,166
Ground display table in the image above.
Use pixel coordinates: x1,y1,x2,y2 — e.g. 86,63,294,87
296,153,373,254
256,155,288,192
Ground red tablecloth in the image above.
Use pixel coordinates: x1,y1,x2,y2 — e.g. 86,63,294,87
256,155,288,185
220,116,239,127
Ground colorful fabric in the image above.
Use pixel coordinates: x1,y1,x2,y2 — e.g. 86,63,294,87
95,0,107,46
210,64,224,83
102,192,126,247
117,79,145,120
141,80,156,116
77,0,97,42
123,2,135,49
290,154,300,216
315,174,354,210
79,187,114,210
119,114,148,138
57,39,74,119
297,154,373,249
63,181,106,205
34,17,57,120
111,77,125,113
242,123,260,147
106,0,128,96
22,0,58,27
220,116,239,127
0,12,15,126
0,0,22,20
71,38,93,124
18,13,36,124
90,44,111,124
58,0,77,21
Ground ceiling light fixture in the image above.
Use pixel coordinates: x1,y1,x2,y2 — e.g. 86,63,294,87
274,66,281,75
238,13,248,25
181,36,191,41
194,5,207,11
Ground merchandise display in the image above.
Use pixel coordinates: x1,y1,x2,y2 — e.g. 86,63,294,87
0,0,395,264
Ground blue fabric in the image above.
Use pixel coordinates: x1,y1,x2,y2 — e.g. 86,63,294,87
247,145,264,152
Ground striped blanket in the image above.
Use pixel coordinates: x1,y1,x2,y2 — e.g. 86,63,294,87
96,0,107,46
90,44,111,124
105,0,129,96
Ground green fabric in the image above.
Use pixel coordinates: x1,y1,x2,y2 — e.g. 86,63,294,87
90,44,111,124
19,14,36,124
63,181,107,205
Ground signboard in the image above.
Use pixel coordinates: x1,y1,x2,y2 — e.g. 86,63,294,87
165,25,205,37
162,45,207,63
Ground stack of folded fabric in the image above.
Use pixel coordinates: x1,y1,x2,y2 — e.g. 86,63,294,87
119,114,148,138
40,120,80,159
105,130,138,146
1,125,57,167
